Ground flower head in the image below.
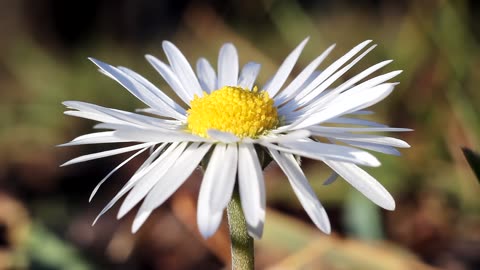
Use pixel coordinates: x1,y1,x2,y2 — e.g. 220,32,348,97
61,38,410,239
187,85,279,138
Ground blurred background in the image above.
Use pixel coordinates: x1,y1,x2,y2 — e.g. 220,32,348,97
0,0,479,269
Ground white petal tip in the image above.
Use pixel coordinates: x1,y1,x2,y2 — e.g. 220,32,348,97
198,225,216,239
117,208,128,220
375,193,396,211
131,225,141,234
371,161,381,167
62,101,73,107
88,57,101,64
246,223,264,239
248,234,260,240
382,199,396,211
162,41,175,51
320,224,332,234
92,217,100,226
144,54,155,61
356,40,372,47
132,212,149,233
222,42,235,48
197,211,223,239
247,230,262,240
355,153,381,167
311,208,332,234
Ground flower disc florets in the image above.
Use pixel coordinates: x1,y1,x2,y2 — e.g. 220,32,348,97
187,86,279,138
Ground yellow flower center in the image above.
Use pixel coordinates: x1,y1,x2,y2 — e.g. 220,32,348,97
187,86,279,138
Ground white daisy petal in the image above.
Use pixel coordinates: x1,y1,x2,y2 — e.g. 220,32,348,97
345,69,402,97
296,71,322,94
89,144,166,203
132,142,212,232
92,143,170,225
61,142,155,167
308,126,412,133
196,58,217,93
246,218,264,240
343,70,403,97
197,144,237,238
117,142,188,219
207,129,240,143
64,101,173,128
59,131,130,147
197,144,226,220
209,144,238,212
269,149,331,233
323,117,388,127
340,141,402,156
238,143,265,239
197,211,223,239
162,41,203,98
314,133,410,148
197,145,225,235
217,43,239,87
93,122,179,132
145,54,194,104
260,140,380,167
324,160,395,210
282,40,373,110
89,146,149,202
238,62,261,90
266,37,310,97
276,71,325,119
291,44,378,109
263,76,273,91
300,69,402,114
260,129,311,143
118,66,186,118
113,127,207,143
331,60,394,94
287,83,395,130
63,101,122,124
275,44,336,105
89,58,175,114
64,110,120,125
134,108,191,122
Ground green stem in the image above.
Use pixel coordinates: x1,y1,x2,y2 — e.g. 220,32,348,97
227,187,254,270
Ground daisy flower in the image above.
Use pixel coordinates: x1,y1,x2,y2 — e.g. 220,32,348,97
61,38,410,239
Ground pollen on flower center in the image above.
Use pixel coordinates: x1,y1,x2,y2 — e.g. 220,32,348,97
187,86,279,138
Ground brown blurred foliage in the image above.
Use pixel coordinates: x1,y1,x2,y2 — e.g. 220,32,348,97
0,0,479,269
